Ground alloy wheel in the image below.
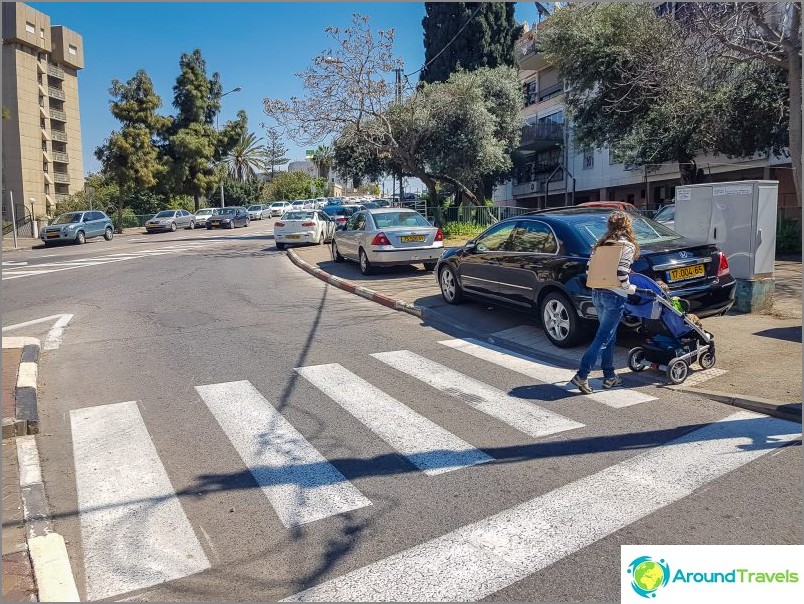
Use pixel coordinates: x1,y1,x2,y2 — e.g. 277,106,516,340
543,299,571,342
440,268,457,301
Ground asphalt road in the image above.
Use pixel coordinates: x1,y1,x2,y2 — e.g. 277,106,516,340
2,222,801,602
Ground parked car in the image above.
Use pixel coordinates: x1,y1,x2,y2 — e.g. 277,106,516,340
358,202,380,210
326,198,343,206
40,211,114,246
435,208,735,348
576,201,639,214
248,204,270,220
322,204,359,228
274,210,335,250
145,209,195,233
373,198,393,208
331,208,444,275
291,200,306,210
206,206,250,229
194,208,216,228
269,201,292,217
653,203,675,231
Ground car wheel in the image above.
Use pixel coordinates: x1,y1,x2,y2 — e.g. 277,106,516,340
276,242,286,250
423,261,437,271
188,221,195,230
75,230,86,245
207,225,212,230
540,291,584,348
331,241,344,263
245,219,250,227
358,248,373,275
104,227,113,241
229,220,236,229
170,222,177,232
439,264,463,304
318,231,324,245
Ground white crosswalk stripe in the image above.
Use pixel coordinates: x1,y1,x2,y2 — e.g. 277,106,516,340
296,364,493,475
195,380,372,527
440,338,657,408
70,401,210,601
371,350,584,438
282,410,800,601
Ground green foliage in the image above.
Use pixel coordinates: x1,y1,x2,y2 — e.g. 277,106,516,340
421,3,522,83
226,132,268,182
262,127,289,175
777,217,802,255
333,132,386,183
209,179,265,206
441,221,485,239
264,171,318,201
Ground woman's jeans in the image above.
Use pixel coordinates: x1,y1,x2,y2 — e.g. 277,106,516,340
578,289,626,380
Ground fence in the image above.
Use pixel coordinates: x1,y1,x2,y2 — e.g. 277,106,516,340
424,204,536,228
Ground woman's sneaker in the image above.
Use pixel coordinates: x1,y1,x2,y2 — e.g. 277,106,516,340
570,374,593,394
602,375,623,389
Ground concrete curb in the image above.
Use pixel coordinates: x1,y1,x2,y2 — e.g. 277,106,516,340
16,436,80,601
2,338,41,438
286,248,800,420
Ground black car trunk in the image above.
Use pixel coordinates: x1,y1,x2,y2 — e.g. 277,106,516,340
634,239,724,292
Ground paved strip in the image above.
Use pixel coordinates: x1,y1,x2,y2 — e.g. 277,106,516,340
283,410,800,601
371,351,584,438
296,364,493,476
70,401,210,601
196,380,372,527
440,338,657,408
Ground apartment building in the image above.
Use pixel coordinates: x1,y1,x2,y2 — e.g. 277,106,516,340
2,2,84,221
494,18,797,221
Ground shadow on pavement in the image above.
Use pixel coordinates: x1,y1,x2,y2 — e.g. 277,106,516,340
753,325,802,343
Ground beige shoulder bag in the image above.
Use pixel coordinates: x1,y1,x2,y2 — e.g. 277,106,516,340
586,242,624,289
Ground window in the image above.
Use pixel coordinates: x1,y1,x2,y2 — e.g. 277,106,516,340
475,222,517,252
40,28,44,39
509,221,559,254
40,118,46,128
68,45,77,56
583,151,594,170
25,22,35,34
352,214,367,231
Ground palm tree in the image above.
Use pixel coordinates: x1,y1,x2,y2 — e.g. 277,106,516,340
226,132,267,182
312,144,334,181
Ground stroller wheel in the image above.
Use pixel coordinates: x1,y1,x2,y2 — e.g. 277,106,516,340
667,359,689,384
699,351,716,370
628,347,647,372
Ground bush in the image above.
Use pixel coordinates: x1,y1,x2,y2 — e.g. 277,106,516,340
442,221,486,239
776,216,802,255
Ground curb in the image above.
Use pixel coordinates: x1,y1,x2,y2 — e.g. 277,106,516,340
2,338,41,438
286,248,800,421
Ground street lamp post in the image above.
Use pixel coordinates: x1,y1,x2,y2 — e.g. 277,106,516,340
217,86,242,208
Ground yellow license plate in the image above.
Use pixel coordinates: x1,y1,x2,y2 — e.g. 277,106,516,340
287,234,301,239
211,221,220,226
401,235,425,242
47,233,59,238
668,264,705,282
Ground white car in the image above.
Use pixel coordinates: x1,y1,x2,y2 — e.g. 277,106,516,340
248,204,270,220
291,200,306,210
194,208,216,228
269,201,292,217
274,210,336,250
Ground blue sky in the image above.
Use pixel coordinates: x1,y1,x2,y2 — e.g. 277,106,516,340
32,2,542,191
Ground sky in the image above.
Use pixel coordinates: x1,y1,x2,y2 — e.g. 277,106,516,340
31,2,543,194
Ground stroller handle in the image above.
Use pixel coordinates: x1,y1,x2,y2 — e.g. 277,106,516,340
634,287,657,296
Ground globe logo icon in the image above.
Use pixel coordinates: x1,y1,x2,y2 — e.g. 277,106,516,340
627,556,670,598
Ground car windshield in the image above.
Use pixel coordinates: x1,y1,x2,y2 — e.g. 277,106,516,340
196,209,213,215
654,205,675,221
154,211,174,218
217,208,236,215
248,205,261,211
323,206,356,217
283,211,315,220
370,211,430,228
270,202,285,207
574,214,681,249
52,213,82,225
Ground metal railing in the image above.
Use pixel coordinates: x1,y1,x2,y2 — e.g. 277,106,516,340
47,86,65,100
520,121,563,146
51,130,68,143
49,108,67,122
538,82,564,102
53,172,70,184
52,151,69,163
47,64,64,79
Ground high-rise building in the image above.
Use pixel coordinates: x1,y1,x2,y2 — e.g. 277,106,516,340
2,2,84,221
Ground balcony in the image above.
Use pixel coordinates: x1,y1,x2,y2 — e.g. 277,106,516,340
519,121,564,152
50,108,67,122
47,64,65,79
53,172,70,184
512,176,565,198
52,151,69,163
47,86,65,101
51,130,67,143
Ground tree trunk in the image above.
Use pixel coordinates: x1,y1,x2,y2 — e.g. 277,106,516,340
678,160,698,186
117,201,123,235
787,44,802,208
194,193,201,211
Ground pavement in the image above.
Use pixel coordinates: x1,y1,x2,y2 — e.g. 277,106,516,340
289,243,802,409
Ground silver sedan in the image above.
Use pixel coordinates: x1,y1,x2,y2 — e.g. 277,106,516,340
330,208,444,275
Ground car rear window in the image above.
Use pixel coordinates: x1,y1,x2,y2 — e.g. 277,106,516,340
371,212,430,228
323,206,356,217
574,214,681,249
283,211,315,220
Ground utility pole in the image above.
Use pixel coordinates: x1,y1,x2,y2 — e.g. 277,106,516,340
217,86,242,208
394,67,403,204
9,191,18,249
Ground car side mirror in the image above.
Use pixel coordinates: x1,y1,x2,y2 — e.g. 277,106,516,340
464,239,477,251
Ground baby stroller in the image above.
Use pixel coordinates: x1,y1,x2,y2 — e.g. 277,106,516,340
624,273,716,385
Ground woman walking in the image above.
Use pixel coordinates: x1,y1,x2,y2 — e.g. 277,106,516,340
571,211,639,394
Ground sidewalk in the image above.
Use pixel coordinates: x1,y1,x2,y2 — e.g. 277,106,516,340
2,227,145,252
289,243,802,408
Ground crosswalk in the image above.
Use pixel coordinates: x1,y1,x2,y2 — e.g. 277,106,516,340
66,339,798,601
1,229,275,280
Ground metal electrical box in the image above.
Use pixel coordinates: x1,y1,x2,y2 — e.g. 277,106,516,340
673,180,778,280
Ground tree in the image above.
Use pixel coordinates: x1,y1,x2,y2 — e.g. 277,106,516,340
226,132,267,182
264,171,319,201
312,144,334,180
261,126,289,175
209,178,264,206
95,70,167,231
420,2,522,83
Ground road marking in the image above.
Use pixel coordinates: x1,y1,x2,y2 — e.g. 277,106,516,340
195,380,371,527
70,401,210,601
371,351,584,438
1,260,28,266
296,364,493,475
283,410,800,601
2,313,73,350
440,338,657,408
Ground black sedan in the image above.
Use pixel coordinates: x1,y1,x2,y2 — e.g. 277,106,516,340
435,208,735,348
206,207,250,229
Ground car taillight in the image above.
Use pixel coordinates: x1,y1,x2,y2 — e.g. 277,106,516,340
301,221,315,226
275,221,285,227
336,217,347,223
435,228,443,242
372,232,391,246
717,251,730,277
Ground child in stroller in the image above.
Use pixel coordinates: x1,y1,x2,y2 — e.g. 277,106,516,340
624,273,716,384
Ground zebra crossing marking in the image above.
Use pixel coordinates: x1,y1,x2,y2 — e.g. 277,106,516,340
296,364,493,475
282,410,800,601
70,401,210,601
195,380,372,527
440,338,657,408
371,350,584,438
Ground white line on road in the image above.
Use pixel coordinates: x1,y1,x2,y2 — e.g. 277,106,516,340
296,364,493,476
2,313,73,350
70,401,210,601
196,380,372,527
371,351,584,438
283,410,800,601
440,338,657,408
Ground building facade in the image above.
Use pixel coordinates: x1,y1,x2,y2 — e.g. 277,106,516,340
2,2,84,221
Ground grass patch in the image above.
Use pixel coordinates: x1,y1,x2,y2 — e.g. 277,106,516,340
442,221,486,239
